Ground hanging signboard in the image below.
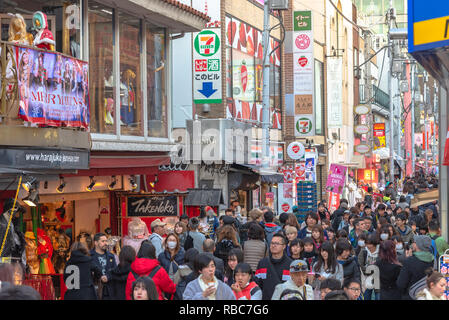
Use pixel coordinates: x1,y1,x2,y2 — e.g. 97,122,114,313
373,123,386,150
193,29,222,104
327,57,343,127
287,141,305,160
295,115,315,137
127,195,178,217
325,164,347,194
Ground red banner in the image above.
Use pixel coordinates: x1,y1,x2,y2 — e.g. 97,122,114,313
444,130,449,166
328,192,340,213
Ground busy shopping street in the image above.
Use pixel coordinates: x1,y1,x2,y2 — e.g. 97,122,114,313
0,0,448,303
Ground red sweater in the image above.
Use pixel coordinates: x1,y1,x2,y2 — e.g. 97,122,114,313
125,258,176,300
233,281,259,300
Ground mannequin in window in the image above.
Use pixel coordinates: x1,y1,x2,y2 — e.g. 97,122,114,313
32,11,55,51
120,69,136,126
104,98,115,125
8,13,33,45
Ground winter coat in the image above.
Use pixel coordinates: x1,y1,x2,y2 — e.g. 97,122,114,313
214,239,240,264
395,225,414,245
255,254,293,300
311,262,344,288
243,239,268,273
109,263,132,300
301,250,318,271
416,288,445,300
148,233,164,257
331,207,346,232
182,276,236,300
375,259,402,300
239,221,256,244
263,223,282,244
396,252,434,300
125,257,176,300
158,248,185,279
63,250,101,300
233,281,262,300
338,256,361,282
358,246,379,274
89,249,117,299
188,231,206,253
271,279,314,300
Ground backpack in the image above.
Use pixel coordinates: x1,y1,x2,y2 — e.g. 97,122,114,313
183,232,194,251
131,265,161,282
430,234,440,270
264,226,281,245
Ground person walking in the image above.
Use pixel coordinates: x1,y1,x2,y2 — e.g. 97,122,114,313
358,234,380,300
109,245,136,300
182,253,236,300
395,213,414,245
242,223,268,273
173,248,199,300
64,242,101,300
335,239,361,283
223,248,244,287
125,240,176,300
239,209,264,244
90,232,117,300
231,263,262,300
396,235,435,300
271,260,314,300
255,233,292,300
312,241,344,291
262,210,282,245
158,233,185,281
202,239,224,280
416,269,447,300
148,219,167,258
185,217,206,252
375,240,402,300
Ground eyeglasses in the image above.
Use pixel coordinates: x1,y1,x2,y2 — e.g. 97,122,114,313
270,242,284,246
348,287,361,292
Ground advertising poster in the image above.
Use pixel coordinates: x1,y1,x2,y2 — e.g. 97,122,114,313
373,123,386,150
295,162,306,181
325,164,347,194
16,46,90,129
278,183,293,214
328,192,340,213
305,157,316,182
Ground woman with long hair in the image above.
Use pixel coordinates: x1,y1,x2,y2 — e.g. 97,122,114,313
285,213,301,231
214,224,241,264
174,221,188,248
312,241,344,291
242,223,267,273
375,239,402,300
311,225,325,251
158,233,185,281
223,248,244,287
131,276,159,300
110,245,136,300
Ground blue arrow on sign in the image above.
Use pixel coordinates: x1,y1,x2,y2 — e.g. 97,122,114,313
198,82,217,98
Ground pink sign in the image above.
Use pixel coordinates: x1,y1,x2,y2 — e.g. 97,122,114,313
325,164,347,194
295,34,311,50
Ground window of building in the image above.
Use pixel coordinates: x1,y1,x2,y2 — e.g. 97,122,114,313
88,2,114,134
0,0,81,58
119,12,142,137
146,24,167,138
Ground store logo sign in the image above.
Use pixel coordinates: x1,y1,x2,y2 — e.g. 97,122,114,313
195,30,221,57
296,117,313,134
295,34,311,50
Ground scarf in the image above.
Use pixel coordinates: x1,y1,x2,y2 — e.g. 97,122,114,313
199,275,218,300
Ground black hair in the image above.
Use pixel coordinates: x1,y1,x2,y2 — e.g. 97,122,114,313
343,278,361,289
228,248,244,263
119,245,136,267
194,253,215,274
93,232,106,242
367,187,373,193
302,236,314,245
336,229,348,239
377,204,386,211
340,199,349,205
399,196,406,203
324,290,349,300
0,285,41,300
248,222,265,241
335,239,352,256
279,212,289,224
397,213,407,221
354,218,364,227
366,233,379,245
314,241,337,274
131,276,159,300
320,278,342,291
189,217,200,230
137,240,156,259
306,212,319,224
104,227,112,235
272,232,287,245
264,210,274,222
180,214,189,220
429,219,440,231
184,248,199,270
234,262,253,275
289,238,304,256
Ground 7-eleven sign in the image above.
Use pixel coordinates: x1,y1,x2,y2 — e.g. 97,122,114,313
194,30,220,57
294,115,314,137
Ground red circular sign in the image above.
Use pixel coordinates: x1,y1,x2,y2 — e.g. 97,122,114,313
295,34,310,50
292,145,300,153
281,203,290,212
298,56,308,67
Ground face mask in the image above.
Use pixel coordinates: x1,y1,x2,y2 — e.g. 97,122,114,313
396,244,403,250
380,233,389,241
358,240,365,247
167,241,177,249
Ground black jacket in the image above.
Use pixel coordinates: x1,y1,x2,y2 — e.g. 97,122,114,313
0,214,25,259
214,239,240,265
396,254,434,300
255,254,293,300
63,250,101,300
109,263,132,300
375,259,402,300
331,207,345,232
90,249,117,299
339,256,361,282
158,248,185,276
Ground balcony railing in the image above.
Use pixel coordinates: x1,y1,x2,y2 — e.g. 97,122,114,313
358,84,390,110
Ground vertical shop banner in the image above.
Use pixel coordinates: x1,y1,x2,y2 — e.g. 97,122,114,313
328,192,340,213
327,57,342,128
305,157,316,182
278,183,293,214
295,162,306,181
373,123,386,150
325,164,347,194
16,46,90,129
193,29,222,104
293,11,314,137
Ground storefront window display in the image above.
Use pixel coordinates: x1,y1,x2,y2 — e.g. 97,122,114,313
88,2,115,134
119,12,143,137
0,0,81,57
147,24,167,138
225,16,281,128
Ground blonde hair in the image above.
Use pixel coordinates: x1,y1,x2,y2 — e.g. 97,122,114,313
248,208,263,221
8,15,27,42
285,225,298,235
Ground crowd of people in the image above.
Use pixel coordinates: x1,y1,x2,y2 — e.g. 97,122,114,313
0,173,446,301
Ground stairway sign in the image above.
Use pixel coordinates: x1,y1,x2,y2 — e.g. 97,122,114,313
193,29,222,104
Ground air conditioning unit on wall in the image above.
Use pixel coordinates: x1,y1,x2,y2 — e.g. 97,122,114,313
270,0,289,10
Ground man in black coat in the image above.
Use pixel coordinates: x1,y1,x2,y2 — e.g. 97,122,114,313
331,200,349,232
255,233,292,300
90,232,117,300
396,235,434,300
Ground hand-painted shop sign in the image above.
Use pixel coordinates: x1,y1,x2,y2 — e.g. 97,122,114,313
408,0,449,52
127,195,178,217
0,147,89,170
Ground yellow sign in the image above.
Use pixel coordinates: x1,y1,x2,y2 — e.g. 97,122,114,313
414,15,449,46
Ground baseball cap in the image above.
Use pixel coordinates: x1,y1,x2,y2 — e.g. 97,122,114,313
289,259,309,273
413,235,432,253
150,219,166,229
